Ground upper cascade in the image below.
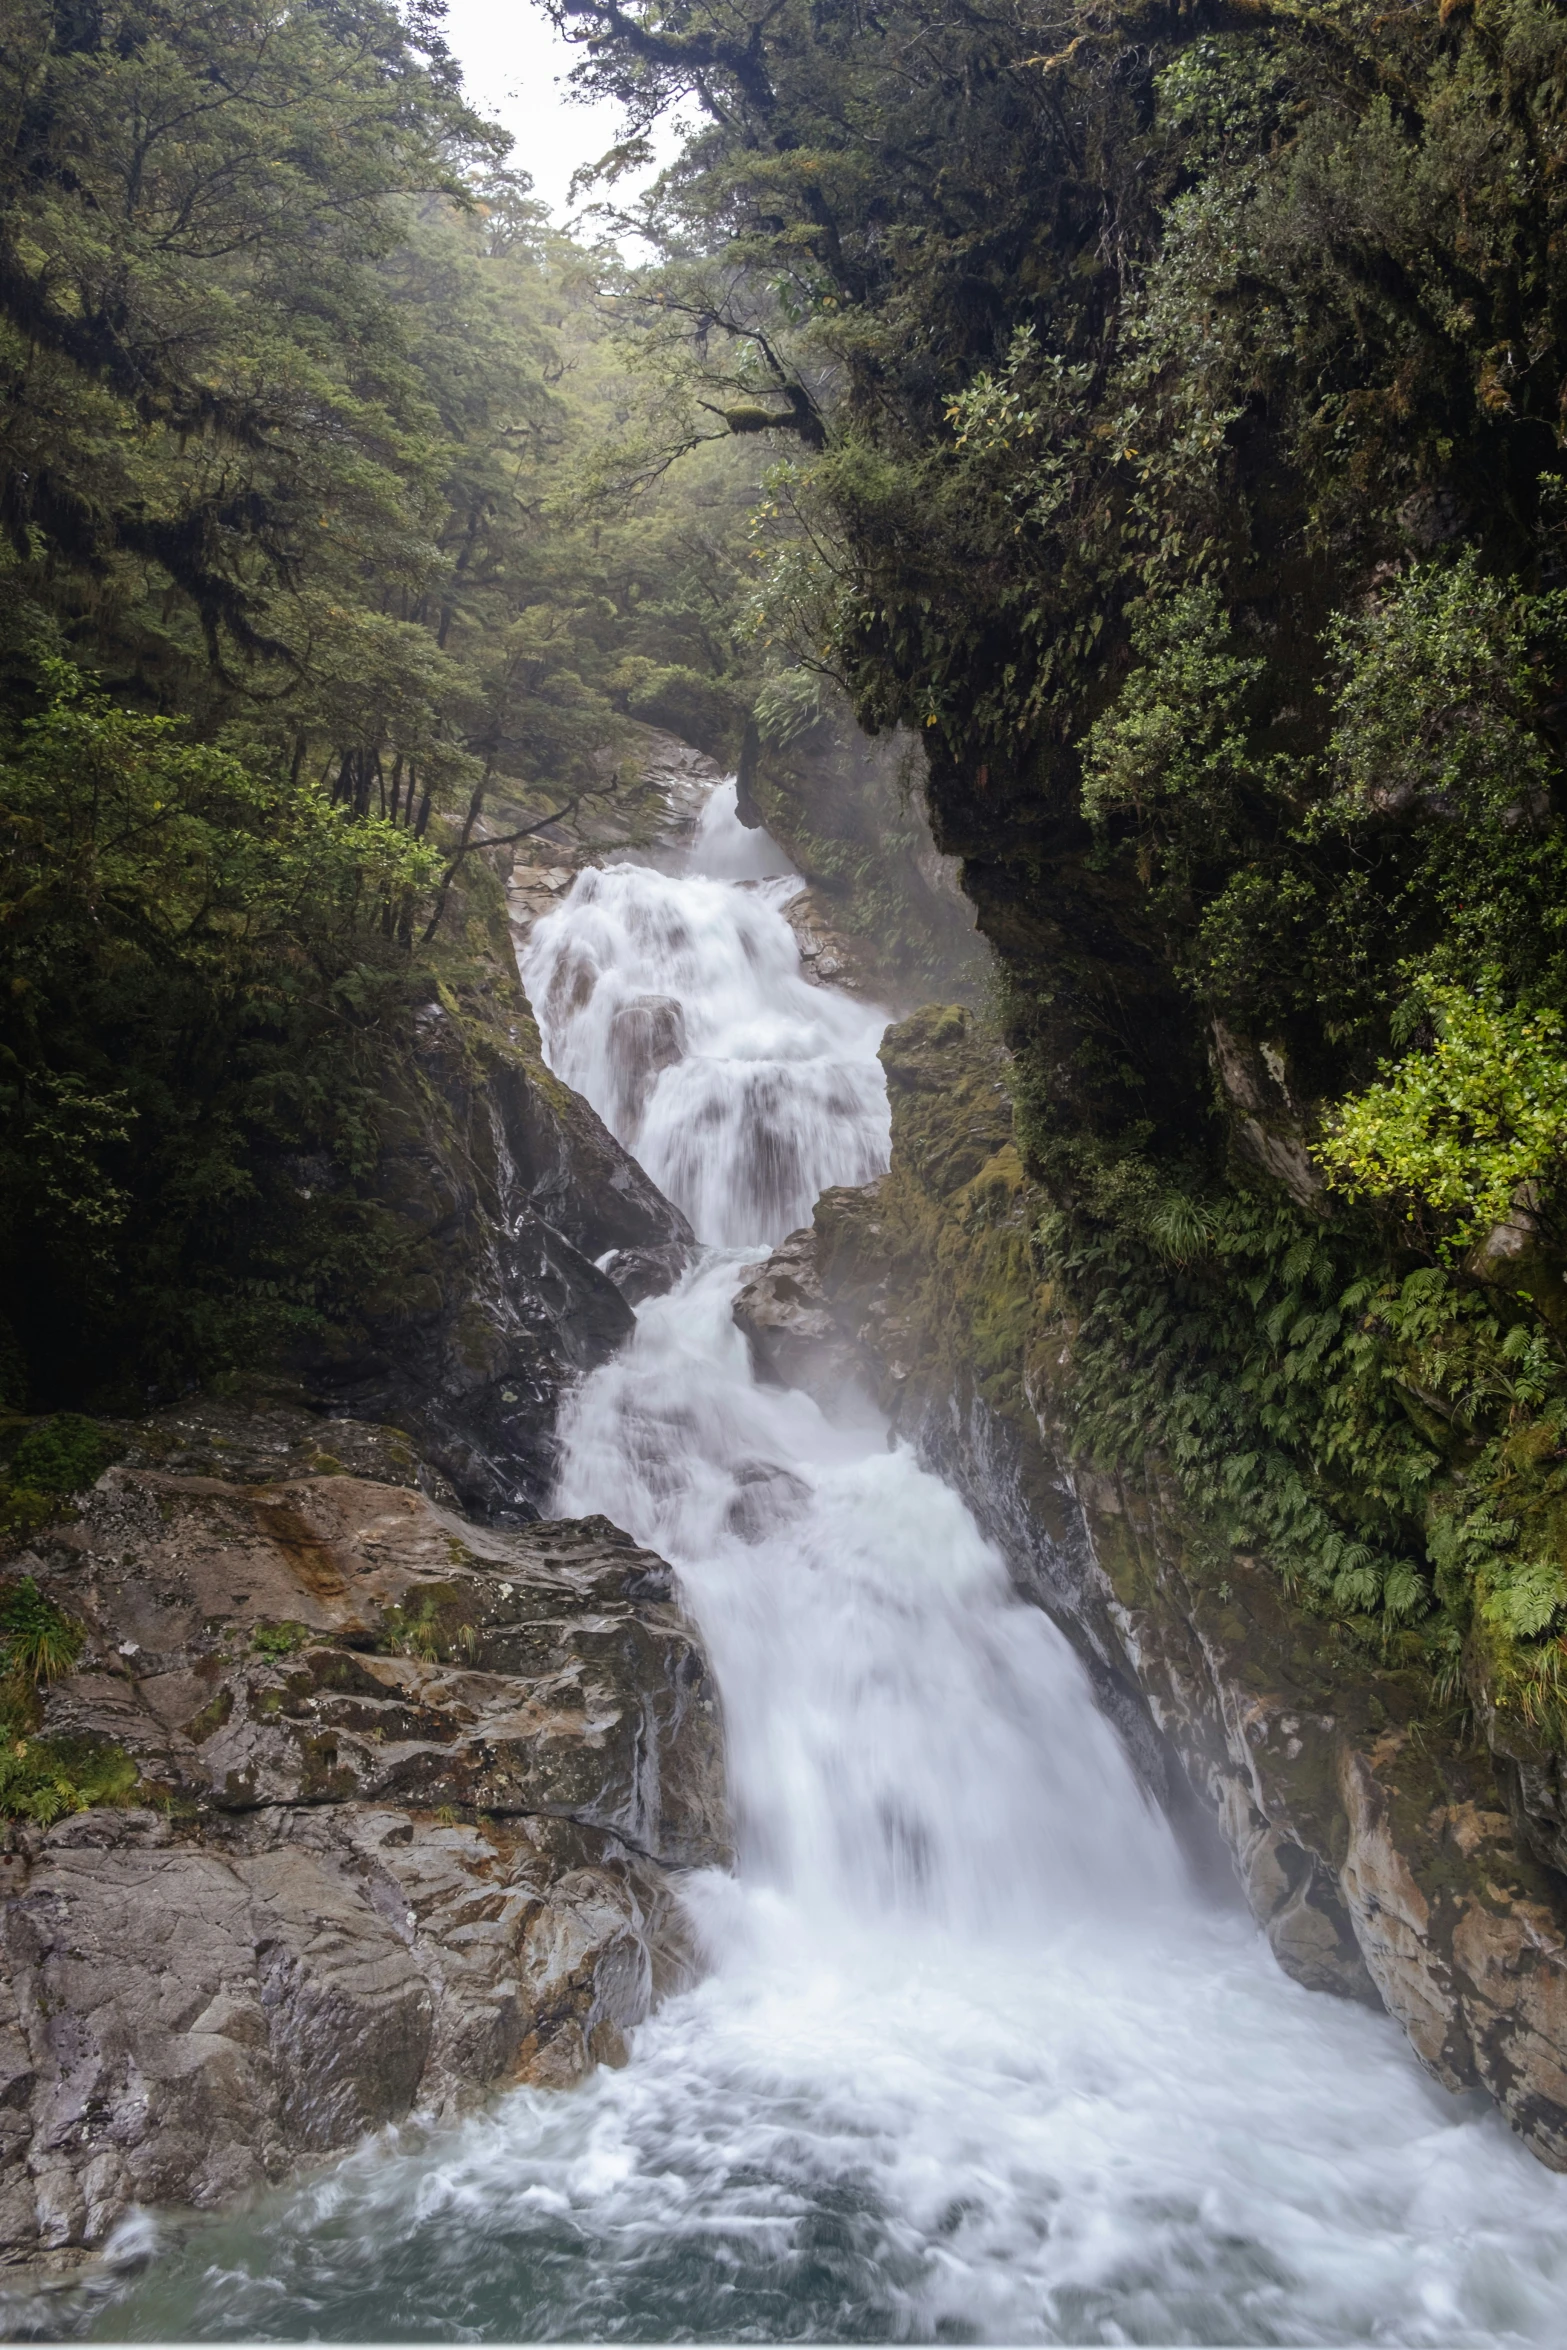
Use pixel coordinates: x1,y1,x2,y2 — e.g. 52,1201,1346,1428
520,784,890,1248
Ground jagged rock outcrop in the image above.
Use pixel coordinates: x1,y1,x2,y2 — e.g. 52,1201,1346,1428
734,1003,1567,2169
779,889,868,993
0,1401,727,2267
732,1230,866,1408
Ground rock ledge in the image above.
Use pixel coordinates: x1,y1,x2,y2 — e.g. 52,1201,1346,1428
0,1406,727,2268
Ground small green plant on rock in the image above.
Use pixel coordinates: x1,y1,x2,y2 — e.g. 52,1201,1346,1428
0,1578,83,1686
252,1620,312,1660
381,1589,477,1663
0,1579,133,1824
0,1731,137,1827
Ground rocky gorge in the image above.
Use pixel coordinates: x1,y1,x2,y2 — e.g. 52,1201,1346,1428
11,759,1567,2342
12,0,1567,2320
734,1003,1567,2174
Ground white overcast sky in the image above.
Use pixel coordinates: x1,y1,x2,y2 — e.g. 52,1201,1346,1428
440,0,684,226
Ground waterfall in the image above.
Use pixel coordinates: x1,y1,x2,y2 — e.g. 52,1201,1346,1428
91,780,1567,2344
519,790,889,1247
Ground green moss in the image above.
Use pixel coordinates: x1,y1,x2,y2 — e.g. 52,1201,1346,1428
252,1620,312,1660
8,1413,117,1494
183,1685,234,1743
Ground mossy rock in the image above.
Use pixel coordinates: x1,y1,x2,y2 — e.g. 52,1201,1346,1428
6,1412,119,1495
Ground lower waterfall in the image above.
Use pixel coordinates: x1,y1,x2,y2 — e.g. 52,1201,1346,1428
93,786,1567,2344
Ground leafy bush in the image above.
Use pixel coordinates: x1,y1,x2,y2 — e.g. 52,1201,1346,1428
1319,987,1567,1253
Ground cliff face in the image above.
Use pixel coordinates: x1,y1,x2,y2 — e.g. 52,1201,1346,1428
296,865,693,1525
0,1398,727,2269
734,1006,1567,2170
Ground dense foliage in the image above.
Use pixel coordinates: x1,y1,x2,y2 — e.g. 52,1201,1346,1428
556,0,1567,1720
0,0,772,1411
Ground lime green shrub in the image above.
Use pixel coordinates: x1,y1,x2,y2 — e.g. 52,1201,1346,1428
1318,987,1567,1253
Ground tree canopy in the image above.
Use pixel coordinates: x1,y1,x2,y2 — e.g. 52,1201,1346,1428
0,0,770,1407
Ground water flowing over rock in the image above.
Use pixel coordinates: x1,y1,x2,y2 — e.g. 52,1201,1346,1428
300,977,693,1524
32,786,1567,2345
0,1401,727,2270
520,784,889,1247
734,1001,1567,2173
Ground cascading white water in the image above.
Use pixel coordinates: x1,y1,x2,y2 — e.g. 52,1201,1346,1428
82,781,1567,2345
519,790,889,1246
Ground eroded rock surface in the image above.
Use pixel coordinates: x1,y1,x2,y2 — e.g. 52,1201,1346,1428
779,889,868,993
735,1003,1567,2170
0,1406,727,2267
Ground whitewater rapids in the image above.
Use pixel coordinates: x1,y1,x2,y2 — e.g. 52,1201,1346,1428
81,784,1567,2344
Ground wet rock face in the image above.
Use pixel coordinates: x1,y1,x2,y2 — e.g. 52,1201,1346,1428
0,1411,728,2267
732,1230,866,1408
306,982,693,1525
608,995,688,1137
736,692,989,1008
779,890,867,994
304,746,708,1528
735,1004,1567,2172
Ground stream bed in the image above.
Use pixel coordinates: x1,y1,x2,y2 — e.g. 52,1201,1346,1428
62,785,1567,2344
